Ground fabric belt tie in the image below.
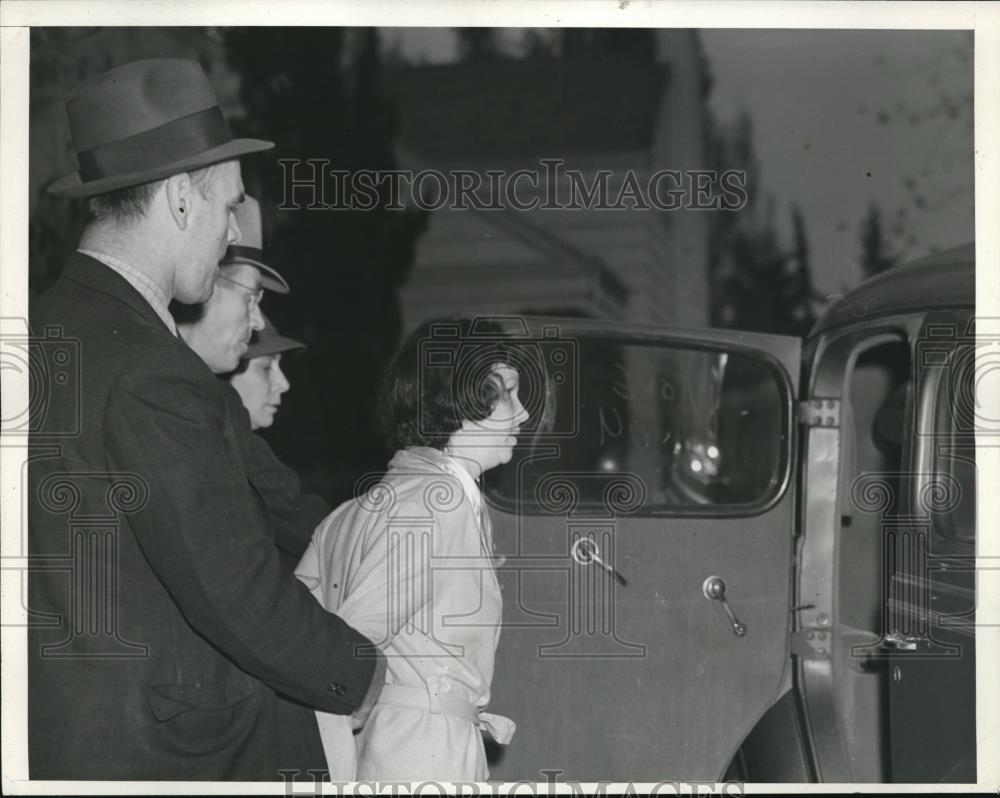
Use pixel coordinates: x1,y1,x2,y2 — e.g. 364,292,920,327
377,684,516,744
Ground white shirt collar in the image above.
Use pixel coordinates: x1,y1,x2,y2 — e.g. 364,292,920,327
437,453,484,517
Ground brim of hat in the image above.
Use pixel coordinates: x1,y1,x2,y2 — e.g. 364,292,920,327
220,254,290,294
47,137,275,198
245,333,306,360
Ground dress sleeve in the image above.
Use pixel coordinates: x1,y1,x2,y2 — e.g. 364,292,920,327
305,475,485,653
330,505,440,651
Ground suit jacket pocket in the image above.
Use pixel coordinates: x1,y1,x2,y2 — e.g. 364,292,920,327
145,681,258,749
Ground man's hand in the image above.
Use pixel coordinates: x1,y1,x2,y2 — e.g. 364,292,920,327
350,647,387,730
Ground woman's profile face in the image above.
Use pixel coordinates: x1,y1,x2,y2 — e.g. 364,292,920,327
229,354,290,430
447,363,529,477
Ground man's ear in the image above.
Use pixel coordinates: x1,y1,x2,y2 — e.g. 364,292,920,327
164,173,194,230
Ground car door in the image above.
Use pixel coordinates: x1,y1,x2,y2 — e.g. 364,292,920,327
480,318,801,782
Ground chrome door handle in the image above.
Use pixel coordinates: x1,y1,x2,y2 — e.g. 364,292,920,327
572,537,628,587
703,575,747,637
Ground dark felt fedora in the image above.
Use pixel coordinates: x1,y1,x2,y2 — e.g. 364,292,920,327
48,58,274,198
221,196,289,294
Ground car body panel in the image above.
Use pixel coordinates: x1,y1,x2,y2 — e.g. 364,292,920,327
483,321,802,781
811,244,973,337
794,247,976,783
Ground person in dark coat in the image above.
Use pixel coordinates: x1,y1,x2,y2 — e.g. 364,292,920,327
28,58,381,781
226,313,316,575
175,196,329,571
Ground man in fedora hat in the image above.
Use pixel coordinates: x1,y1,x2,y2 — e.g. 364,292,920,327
29,58,380,781
174,195,331,571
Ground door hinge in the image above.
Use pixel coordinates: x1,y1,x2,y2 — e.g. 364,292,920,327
798,399,840,428
790,629,832,659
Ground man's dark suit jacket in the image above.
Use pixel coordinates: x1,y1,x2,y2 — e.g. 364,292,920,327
28,253,372,780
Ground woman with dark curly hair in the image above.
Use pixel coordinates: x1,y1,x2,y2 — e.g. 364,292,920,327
296,318,530,781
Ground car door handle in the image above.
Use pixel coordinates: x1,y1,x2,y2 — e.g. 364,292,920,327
572,538,628,587
703,575,747,637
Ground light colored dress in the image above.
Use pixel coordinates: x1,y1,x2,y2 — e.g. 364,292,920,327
295,447,515,781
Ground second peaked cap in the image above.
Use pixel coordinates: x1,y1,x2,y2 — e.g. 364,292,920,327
221,196,289,294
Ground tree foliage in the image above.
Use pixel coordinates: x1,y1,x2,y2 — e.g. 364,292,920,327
859,202,898,279
559,29,657,62
453,28,658,64
225,27,427,502
706,111,818,336
454,28,505,61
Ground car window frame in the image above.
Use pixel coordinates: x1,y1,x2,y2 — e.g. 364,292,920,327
483,331,798,520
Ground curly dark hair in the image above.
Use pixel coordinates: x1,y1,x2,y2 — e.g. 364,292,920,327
377,317,524,451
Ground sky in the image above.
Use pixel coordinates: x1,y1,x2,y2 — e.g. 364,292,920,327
700,28,973,294
387,27,975,296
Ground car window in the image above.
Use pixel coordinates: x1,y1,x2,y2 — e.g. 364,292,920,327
932,341,976,545
485,337,789,515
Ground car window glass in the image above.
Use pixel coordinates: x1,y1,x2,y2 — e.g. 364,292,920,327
485,338,788,515
932,342,976,545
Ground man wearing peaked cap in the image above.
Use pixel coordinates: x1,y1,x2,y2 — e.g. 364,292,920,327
221,196,291,293
29,58,382,781
175,196,287,374
174,196,331,577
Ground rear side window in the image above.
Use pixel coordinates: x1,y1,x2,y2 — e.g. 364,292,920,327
932,342,976,544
